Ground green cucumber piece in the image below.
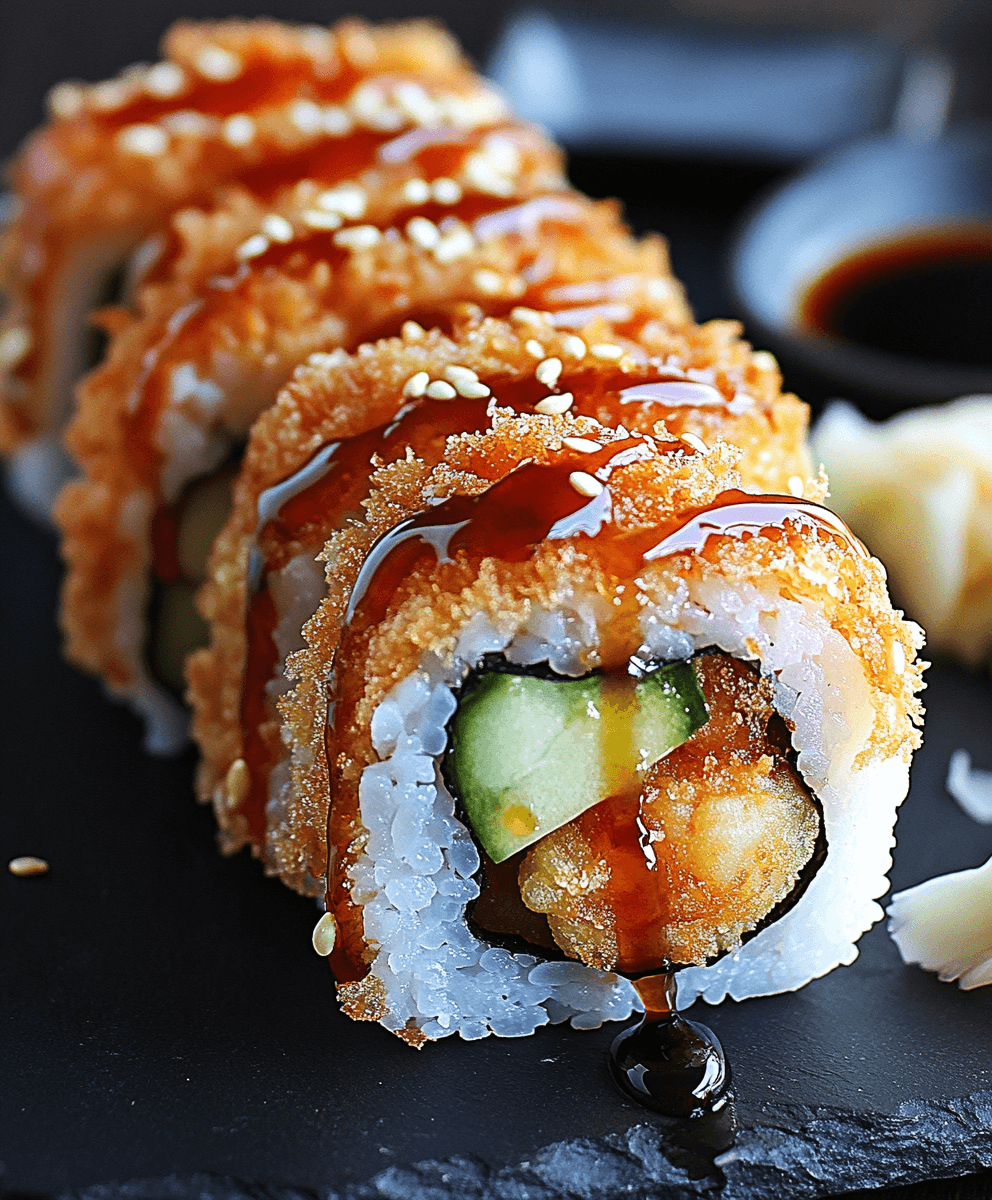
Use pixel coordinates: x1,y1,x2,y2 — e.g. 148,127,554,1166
447,661,708,863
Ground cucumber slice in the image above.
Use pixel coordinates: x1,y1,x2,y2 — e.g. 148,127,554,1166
447,662,708,863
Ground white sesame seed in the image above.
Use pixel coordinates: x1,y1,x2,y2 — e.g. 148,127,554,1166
195,45,242,81
0,326,33,369
472,268,503,294
348,81,388,124
444,365,478,383
321,105,352,136
590,342,623,359
90,79,130,111
433,227,475,263
482,133,521,174
160,109,213,137
301,209,343,230
221,113,255,146
262,214,294,244
145,61,186,98
646,277,676,302
569,471,604,498
236,234,270,260
116,124,169,157
8,856,49,877
680,432,708,454
317,185,367,219
787,475,805,497
394,81,438,125
406,215,440,250
562,335,587,359
403,371,430,397
426,380,457,400
463,152,514,197
333,225,381,250
563,436,600,453
225,758,250,810
535,357,562,388
455,379,491,398
310,260,331,289
510,306,547,326
289,99,324,135
46,81,85,120
752,350,778,372
312,912,338,956
525,340,545,358
402,178,431,205
401,320,425,341
890,639,906,675
535,393,574,415
431,177,462,205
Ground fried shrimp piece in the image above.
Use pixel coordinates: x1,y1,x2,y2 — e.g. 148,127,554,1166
187,312,816,887
0,17,504,463
519,655,822,971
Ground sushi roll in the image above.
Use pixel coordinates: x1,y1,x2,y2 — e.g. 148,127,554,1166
0,16,507,514
188,334,923,1044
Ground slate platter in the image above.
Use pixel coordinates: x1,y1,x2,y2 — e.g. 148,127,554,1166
2,465,991,1200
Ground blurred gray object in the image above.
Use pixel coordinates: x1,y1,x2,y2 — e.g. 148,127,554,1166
488,9,907,160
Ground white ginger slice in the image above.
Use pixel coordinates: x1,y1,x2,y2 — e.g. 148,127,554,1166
947,749,992,825
812,396,992,666
888,854,992,990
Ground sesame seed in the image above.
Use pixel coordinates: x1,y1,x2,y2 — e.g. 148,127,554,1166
563,436,600,453
236,234,269,260
525,340,545,358
46,81,85,120
752,350,778,372
482,133,521,173
787,475,805,497
145,61,186,98
433,227,474,263
322,105,353,136
463,153,514,196
510,306,546,326
195,45,242,81
535,393,573,415
472,268,503,294
646,277,676,301
221,113,255,146
289,99,324,135
403,178,431,205
90,80,130,111
535,357,562,388
317,185,367,219
333,225,381,250
312,912,338,956
401,320,425,341
349,81,387,123
225,758,250,810
406,216,440,250
8,856,49,877
444,365,478,383
426,380,457,400
0,326,33,369
569,471,604,498
590,343,623,359
116,124,169,157
890,639,906,675
403,371,429,397
394,81,438,125
680,432,708,454
562,335,587,359
431,177,462,205
454,379,491,398
160,110,213,137
310,261,331,289
261,214,294,244
301,209,342,230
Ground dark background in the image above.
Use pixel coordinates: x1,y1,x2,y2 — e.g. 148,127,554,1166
2,3,991,1198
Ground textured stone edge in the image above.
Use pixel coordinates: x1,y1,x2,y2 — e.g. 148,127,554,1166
49,1090,992,1200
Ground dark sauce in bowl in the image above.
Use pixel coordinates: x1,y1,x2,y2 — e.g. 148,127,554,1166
800,225,992,367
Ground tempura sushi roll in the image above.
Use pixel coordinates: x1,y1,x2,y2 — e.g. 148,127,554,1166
189,335,921,1044
56,182,689,752
0,16,506,510
190,311,813,876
